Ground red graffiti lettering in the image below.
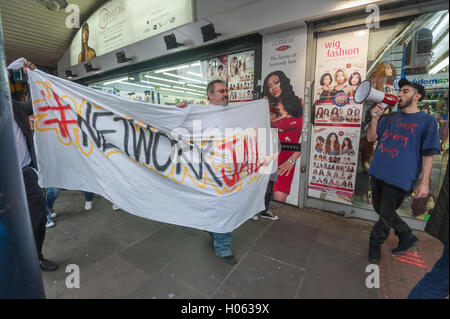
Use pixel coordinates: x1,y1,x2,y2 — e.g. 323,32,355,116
38,91,77,138
377,143,400,159
396,118,418,134
217,136,266,187
381,129,409,147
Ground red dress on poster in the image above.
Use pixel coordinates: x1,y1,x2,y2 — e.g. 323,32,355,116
272,115,303,194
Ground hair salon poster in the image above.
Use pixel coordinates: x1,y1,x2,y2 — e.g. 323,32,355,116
262,27,307,206
204,56,228,83
227,50,255,102
308,27,369,204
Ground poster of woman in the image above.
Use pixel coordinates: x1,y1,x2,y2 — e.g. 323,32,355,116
261,27,307,206
78,23,97,64
227,50,254,102
308,127,360,203
206,56,228,83
263,71,303,203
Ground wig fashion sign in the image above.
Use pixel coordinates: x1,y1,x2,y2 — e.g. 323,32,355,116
8,59,277,233
309,27,369,204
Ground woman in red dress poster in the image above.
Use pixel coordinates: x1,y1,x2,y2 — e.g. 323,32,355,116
263,71,303,203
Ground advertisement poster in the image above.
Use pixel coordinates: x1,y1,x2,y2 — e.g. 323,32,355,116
205,55,228,83
227,50,255,102
70,0,193,66
308,27,369,204
261,27,307,206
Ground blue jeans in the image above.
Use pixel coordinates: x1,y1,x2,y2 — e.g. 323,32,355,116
46,188,60,211
45,187,60,221
83,191,93,202
408,247,449,299
210,232,233,257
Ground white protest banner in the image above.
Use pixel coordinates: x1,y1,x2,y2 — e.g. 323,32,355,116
8,58,276,233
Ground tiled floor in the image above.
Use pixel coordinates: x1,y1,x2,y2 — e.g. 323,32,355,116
40,190,444,299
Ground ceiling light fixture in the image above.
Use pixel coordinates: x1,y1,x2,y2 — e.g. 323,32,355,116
140,80,171,87
103,77,129,85
118,82,155,89
186,83,207,89
38,0,68,11
160,88,185,94
429,56,449,75
163,72,207,84
144,75,185,85
187,71,203,77
154,65,189,73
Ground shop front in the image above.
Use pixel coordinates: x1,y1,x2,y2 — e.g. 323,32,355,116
78,34,262,108
300,4,449,230
58,0,448,230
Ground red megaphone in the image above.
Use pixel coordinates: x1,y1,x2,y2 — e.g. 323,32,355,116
354,80,399,111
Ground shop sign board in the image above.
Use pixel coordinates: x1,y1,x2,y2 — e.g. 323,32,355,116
70,0,193,66
393,73,449,89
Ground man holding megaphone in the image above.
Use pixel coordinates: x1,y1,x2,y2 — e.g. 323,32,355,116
359,78,441,264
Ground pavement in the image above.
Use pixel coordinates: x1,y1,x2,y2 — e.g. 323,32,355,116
40,190,444,299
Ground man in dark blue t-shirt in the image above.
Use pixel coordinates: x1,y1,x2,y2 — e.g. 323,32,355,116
366,78,440,264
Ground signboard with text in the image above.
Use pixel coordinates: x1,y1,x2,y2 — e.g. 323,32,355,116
70,0,193,66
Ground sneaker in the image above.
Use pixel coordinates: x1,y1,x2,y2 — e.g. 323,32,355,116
260,210,279,220
49,210,57,219
46,219,55,228
392,234,419,255
112,204,120,211
220,255,238,265
85,201,93,211
251,215,259,221
39,258,58,272
369,244,381,264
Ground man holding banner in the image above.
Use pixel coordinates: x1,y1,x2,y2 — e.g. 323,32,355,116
179,80,238,265
9,61,57,271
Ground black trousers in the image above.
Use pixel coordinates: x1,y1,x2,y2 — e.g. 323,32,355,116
369,177,413,247
263,181,274,212
22,167,46,259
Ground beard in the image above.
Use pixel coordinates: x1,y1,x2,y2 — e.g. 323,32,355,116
398,95,414,109
220,97,229,106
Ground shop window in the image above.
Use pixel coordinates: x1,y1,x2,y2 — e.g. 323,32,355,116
87,50,255,106
354,10,449,221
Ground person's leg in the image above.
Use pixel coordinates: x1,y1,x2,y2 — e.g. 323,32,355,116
369,179,408,247
23,169,47,259
263,181,274,211
261,181,279,220
408,247,449,299
211,232,233,257
84,192,93,202
46,187,60,213
84,192,93,210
